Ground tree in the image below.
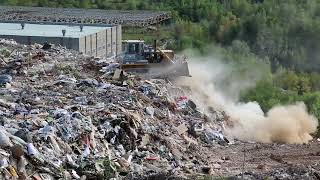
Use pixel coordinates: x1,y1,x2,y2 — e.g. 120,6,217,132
79,0,90,8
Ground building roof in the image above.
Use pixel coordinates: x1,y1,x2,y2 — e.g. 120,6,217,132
0,6,171,27
0,23,110,38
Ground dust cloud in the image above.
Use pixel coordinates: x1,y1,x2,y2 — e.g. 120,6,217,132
176,54,318,144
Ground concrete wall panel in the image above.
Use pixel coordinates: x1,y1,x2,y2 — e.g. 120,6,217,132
91,34,97,56
97,30,106,57
106,28,112,57
85,35,90,55
0,35,28,44
117,25,122,56
111,26,117,57
79,37,85,53
0,35,79,51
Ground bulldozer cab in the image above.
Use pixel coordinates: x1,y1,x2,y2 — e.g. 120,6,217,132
122,40,147,63
122,40,159,64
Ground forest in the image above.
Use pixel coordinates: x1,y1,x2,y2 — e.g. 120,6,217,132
1,0,320,132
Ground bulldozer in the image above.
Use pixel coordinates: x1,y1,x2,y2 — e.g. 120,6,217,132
120,40,191,77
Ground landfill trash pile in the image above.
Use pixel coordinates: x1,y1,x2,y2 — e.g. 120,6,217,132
0,39,234,179
1,39,320,180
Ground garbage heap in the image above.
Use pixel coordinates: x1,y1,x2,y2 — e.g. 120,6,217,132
0,39,230,179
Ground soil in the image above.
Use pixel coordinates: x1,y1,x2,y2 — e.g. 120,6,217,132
191,140,320,179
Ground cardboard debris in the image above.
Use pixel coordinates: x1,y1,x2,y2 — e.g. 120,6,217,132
113,68,122,80
176,123,188,135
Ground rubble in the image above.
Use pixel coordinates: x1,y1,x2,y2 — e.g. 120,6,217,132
0,39,234,179
0,39,319,179
0,74,12,85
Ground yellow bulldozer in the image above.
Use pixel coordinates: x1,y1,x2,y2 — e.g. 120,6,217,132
120,40,191,77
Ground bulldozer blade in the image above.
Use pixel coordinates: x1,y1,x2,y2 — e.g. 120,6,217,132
120,62,191,77
175,62,191,77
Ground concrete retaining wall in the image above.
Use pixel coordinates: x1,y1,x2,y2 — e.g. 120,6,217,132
0,24,122,58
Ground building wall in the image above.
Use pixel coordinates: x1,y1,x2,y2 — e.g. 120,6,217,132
0,35,79,50
97,30,106,57
111,26,117,57
0,35,28,44
0,25,122,58
106,28,112,57
85,35,91,55
91,34,97,57
79,37,85,53
117,25,122,56
67,38,80,50
81,31,108,57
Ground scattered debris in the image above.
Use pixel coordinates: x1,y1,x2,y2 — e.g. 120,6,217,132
0,39,232,179
0,39,318,179
175,123,188,135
